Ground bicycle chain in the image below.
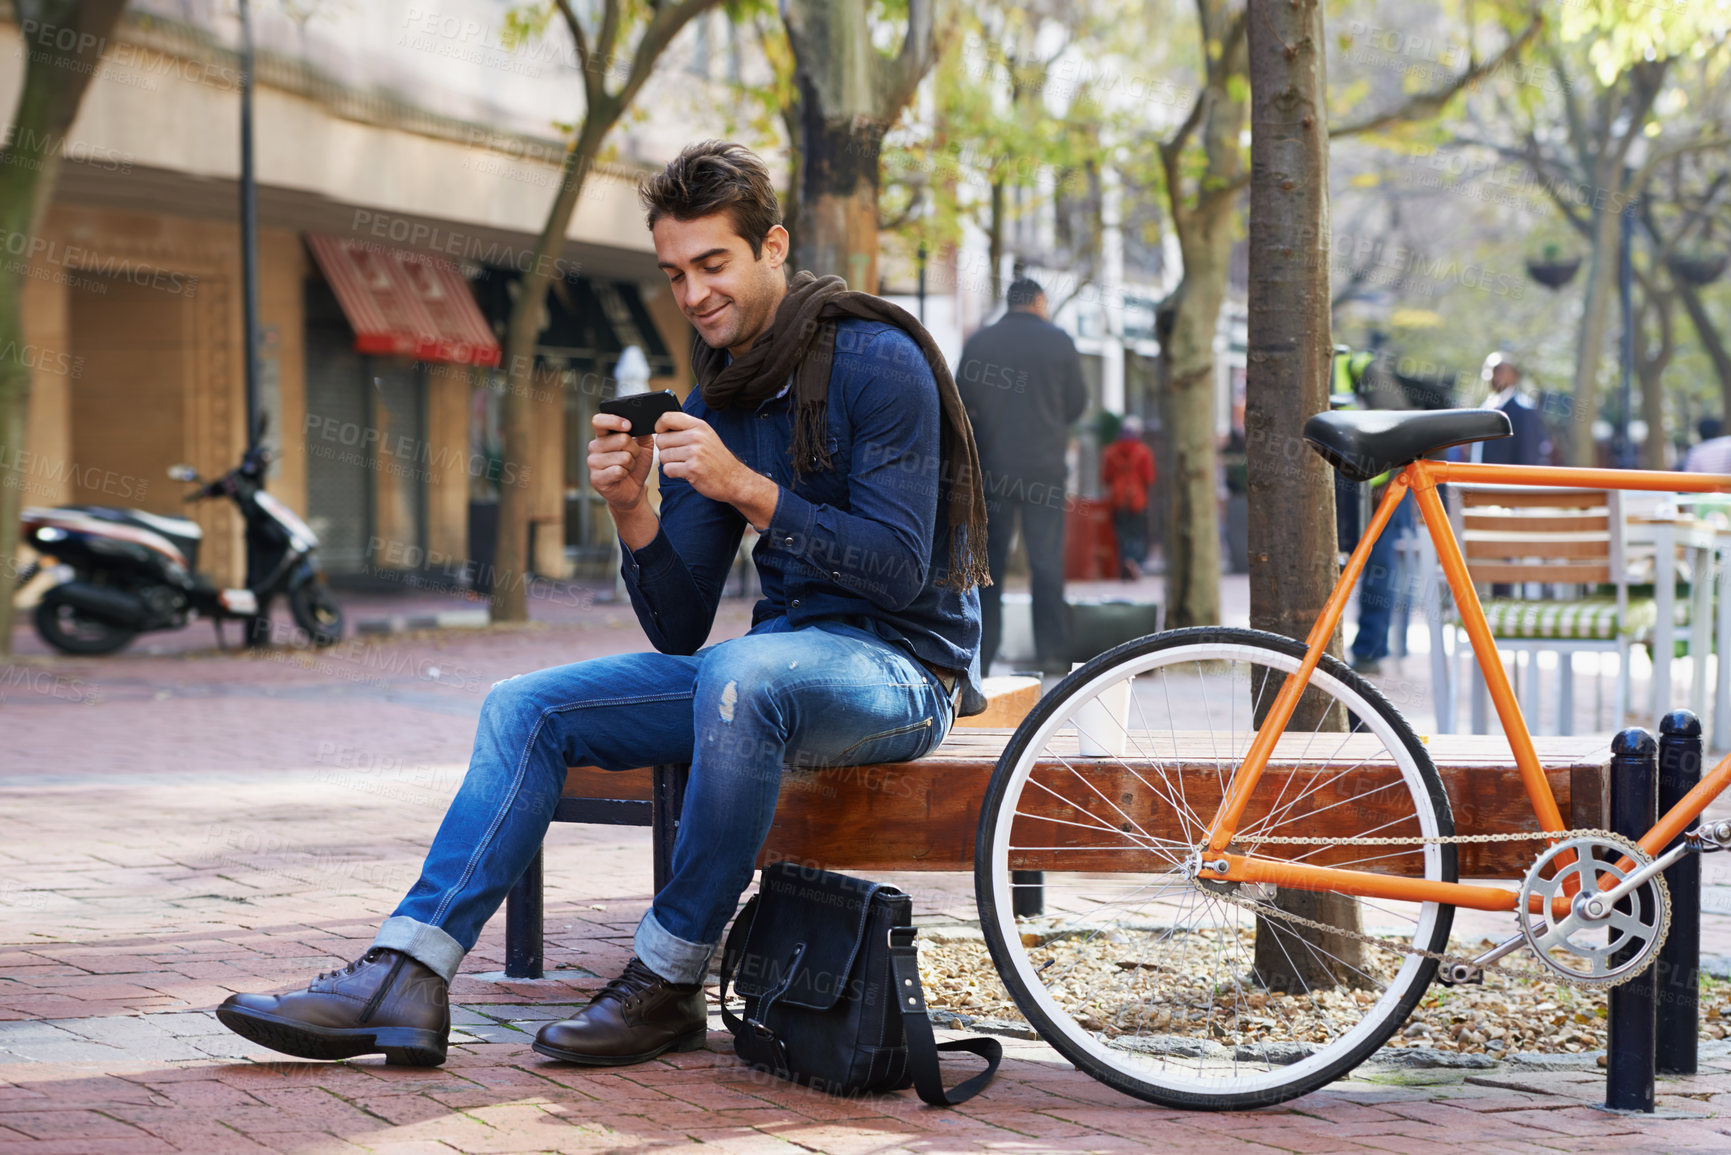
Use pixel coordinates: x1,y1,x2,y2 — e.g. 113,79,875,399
1204,827,1664,991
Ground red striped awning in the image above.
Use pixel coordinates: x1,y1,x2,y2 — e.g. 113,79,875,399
306,234,501,367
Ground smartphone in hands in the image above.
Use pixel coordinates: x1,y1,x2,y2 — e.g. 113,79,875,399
599,390,682,438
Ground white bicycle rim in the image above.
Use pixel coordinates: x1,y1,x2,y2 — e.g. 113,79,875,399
980,637,1450,1105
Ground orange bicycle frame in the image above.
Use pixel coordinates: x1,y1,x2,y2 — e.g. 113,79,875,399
1201,458,1731,912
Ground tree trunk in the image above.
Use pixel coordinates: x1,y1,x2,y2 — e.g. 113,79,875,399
1156,0,1246,630
491,119,606,622
488,0,717,623
783,0,935,289
987,175,1005,304
1564,191,1623,467
0,0,131,658
1635,290,1675,470
1244,0,1364,989
1159,224,1229,630
1677,279,1731,425
798,83,885,287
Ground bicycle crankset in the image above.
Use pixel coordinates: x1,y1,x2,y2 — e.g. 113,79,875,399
1518,833,1670,988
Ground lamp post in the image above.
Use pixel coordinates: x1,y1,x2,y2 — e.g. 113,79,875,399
1615,197,1636,470
239,0,262,444
916,242,927,325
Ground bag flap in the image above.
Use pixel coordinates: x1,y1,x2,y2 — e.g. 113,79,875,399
733,861,904,1011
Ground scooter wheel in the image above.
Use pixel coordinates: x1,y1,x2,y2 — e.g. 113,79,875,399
34,598,137,655
290,583,344,647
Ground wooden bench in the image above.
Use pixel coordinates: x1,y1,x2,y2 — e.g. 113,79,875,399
501,715,1611,978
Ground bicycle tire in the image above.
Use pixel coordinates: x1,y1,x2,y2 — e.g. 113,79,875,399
974,627,1456,1110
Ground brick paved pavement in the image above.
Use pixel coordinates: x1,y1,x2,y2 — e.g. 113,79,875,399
6,579,1731,1152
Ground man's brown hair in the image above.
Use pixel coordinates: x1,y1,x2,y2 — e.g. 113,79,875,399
639,140,783,258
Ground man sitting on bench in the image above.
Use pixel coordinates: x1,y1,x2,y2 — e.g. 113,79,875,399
218,140,991,1068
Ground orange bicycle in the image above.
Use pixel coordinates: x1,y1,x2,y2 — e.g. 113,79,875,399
973,407,1731,1109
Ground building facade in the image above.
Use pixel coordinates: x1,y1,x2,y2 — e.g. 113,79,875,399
3,1,752,588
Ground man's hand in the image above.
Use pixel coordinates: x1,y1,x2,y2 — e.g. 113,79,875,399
589,413,662,550
588,413,655,514
654,411,781,530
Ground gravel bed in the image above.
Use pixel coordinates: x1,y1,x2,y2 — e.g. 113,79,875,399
916,933,1731,1062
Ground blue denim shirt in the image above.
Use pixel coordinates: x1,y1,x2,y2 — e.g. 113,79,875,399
619,318,983,705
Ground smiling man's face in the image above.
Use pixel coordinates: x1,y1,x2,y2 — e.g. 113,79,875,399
653,213,789,357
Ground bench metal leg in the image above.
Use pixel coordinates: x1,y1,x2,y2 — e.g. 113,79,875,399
1012,870,1044,917
1558,652,1574,737
1470,659,1489,735
651,763,688,895
505,846,544,979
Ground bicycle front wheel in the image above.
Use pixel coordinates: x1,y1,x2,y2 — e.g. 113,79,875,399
974,627,1456,1110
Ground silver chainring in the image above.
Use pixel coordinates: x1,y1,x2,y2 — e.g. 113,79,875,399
1518,832,1670,987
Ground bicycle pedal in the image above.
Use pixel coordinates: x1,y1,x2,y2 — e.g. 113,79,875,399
1436,963,1483,987
1688,821,1731,853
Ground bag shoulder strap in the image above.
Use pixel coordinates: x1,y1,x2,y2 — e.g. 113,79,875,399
887,926,1002,1106
717,893,759,1036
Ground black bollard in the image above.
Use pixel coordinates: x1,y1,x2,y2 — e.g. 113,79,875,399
1657,710,1702,1076
1606,727,1657,1113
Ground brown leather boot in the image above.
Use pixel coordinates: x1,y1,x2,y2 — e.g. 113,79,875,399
532,957,707,1066
217,947,449,1066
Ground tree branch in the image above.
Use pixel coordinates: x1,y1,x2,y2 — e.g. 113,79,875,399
1196,168,1250,216
551,0,601,111
1331,13,1541,139
1629,136,1731,202
613,0,716,119
879,0,938,121
594,0,624,96
1543,37,1594,181
1157,84,1208,230
878,184,925,232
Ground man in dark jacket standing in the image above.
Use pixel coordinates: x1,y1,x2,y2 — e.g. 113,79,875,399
957,278,1088,675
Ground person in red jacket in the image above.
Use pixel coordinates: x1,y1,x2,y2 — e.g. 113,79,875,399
1101,415,1155,580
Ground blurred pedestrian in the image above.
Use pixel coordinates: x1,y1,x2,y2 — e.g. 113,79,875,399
1682,416,1731,475
957,277,1088,675
1473,353,1546,467
1101,414,1154,580
1473,352,1544,598
1329,346,1410,674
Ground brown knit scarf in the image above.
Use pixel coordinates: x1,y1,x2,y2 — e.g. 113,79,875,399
691,270,990,591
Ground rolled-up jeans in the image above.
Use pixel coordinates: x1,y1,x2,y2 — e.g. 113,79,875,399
372,616,954,985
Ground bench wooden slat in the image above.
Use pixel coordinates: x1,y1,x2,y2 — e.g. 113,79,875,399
1464,513,1610,533
1466,563,1610,584
563,731,1608,879
1460,488,1608,508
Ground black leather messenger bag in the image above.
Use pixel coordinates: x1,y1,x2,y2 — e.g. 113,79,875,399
718,861,1001,1104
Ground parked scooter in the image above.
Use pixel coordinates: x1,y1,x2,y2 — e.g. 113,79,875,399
19,426,343,655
